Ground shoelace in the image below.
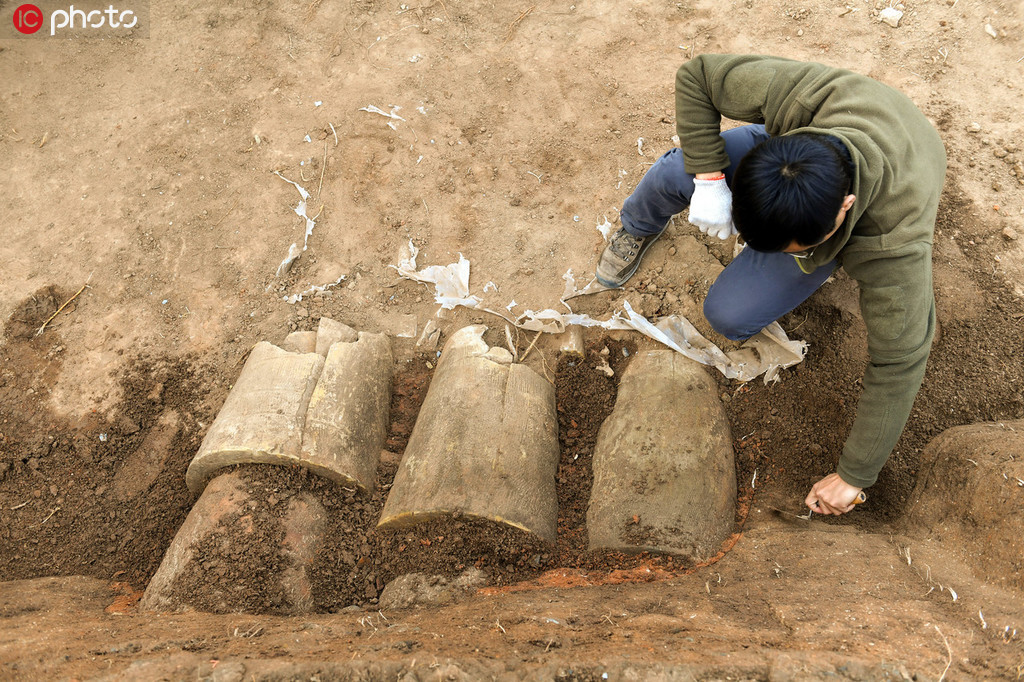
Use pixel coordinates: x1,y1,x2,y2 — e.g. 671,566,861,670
610,231,641,258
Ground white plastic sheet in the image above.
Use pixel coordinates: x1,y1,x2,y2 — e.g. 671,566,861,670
283,275,346,305
390,247,807,383
390,241,482,310
359,104,406,130
273,172,319,277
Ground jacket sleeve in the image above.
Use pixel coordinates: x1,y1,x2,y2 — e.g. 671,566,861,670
674,54,829,174
837,241,936,488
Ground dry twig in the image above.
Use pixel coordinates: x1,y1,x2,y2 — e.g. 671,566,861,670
214,194,241,227
305,0,324,21
36,281,90,336
502,6,535,48
536,348,554,383
505,324,518,361
934,625,952,682
519,330,543,362
317,142,328,200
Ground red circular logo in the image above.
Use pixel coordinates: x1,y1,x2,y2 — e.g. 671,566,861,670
13,4,44,34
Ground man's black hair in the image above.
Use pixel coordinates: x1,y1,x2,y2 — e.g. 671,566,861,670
731,134,854,252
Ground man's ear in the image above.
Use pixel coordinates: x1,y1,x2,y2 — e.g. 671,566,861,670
842,194,856,211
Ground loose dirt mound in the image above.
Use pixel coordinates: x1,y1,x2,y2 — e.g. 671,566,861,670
0,291,215,588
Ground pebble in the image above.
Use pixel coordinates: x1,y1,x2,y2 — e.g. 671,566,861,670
879,7,902,27
1003,227,1018,241
668,246,677,256
809,443,823,456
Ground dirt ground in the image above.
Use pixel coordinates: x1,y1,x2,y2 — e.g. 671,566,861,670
2,0,1024,679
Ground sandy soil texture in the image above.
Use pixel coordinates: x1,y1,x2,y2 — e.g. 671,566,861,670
1,0,1023,679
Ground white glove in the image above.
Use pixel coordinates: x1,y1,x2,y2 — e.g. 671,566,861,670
688,177,737,240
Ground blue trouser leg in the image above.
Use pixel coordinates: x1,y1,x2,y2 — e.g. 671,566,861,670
703,250,837,340
620,124,769,238
618,123,836,341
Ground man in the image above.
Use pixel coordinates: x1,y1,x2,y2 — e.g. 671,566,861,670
595,54,945,516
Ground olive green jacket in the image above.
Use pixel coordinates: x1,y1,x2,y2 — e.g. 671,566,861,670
676,54,946,488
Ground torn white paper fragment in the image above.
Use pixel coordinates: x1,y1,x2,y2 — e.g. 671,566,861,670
388,247,806,383
276,243,302,277
314,101,323,107
511,307,629,334
507,295,803,383
562,268,614,301
417,319,441,349
304,134,312,143
390,240,482,310
484,281,498,293
409,54,423,62
276,173,311,201
637,137,646,156
506,300,518,311
359,105,406,129
283,275,347,304
596,217,615,242
272,172,319,277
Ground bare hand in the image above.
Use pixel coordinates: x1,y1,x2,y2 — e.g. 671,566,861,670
805,473,863,515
